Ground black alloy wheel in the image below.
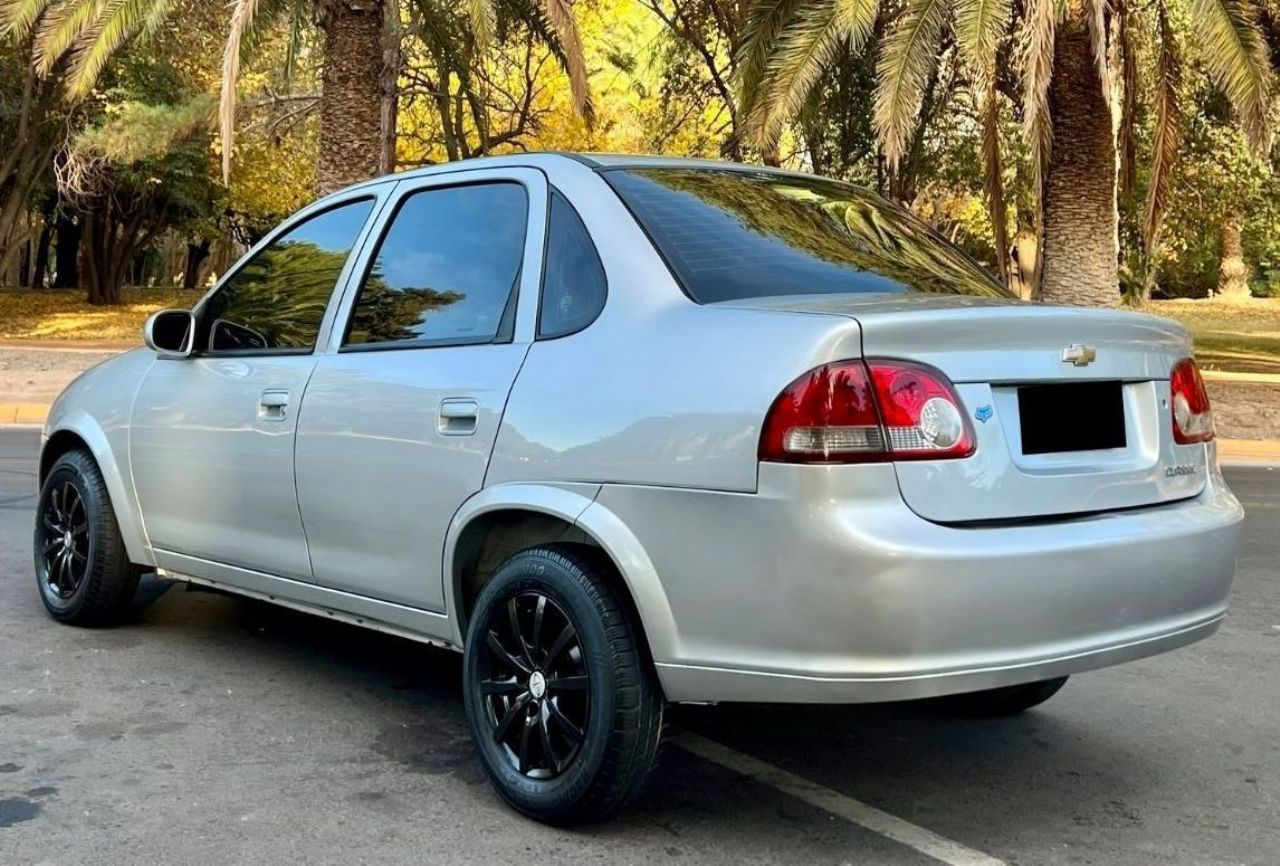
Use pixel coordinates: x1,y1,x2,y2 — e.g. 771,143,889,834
38,479,90,599
34,449,139,626
479,591,591,778
462,544,664,824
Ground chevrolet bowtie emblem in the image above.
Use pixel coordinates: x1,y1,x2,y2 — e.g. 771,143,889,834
1062,343,1097,367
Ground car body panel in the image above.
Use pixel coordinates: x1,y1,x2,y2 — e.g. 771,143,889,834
36,153,1244,706
293,167,551,610
42,349,156,565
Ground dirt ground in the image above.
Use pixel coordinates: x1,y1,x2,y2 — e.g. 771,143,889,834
1205,380,1280,440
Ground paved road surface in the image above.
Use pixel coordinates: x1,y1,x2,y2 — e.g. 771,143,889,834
1,428,1276,865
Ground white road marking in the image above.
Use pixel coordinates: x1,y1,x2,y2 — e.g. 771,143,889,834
670,730,1007,866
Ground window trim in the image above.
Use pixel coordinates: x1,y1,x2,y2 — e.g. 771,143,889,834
338,179,531,354
194,194,380,358
534,187,608,341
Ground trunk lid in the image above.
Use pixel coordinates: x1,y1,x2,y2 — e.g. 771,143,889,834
720,295,1209,522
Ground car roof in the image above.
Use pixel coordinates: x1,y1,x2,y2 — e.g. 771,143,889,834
325,152,786,200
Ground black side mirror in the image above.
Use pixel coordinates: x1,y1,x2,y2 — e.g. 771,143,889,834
144,309,194,359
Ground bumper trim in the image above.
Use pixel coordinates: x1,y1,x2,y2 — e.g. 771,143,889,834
656,612,1224,704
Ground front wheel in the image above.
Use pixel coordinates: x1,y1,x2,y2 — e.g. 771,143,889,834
936,676,1069,717
462,544,663,824
34,449,139,626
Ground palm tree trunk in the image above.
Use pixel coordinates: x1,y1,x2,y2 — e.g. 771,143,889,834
1039,1,1119,306
1216,209,1251,300
315,1,387,195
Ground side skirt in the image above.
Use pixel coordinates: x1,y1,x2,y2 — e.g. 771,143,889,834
155,562,459,652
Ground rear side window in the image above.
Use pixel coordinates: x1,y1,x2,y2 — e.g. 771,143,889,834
344,182,527,347
603,168,1010,303
539,192,606,338
203,198,374,352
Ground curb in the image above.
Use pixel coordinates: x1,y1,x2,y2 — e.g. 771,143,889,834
1202,370,1280,385
0,404,49,426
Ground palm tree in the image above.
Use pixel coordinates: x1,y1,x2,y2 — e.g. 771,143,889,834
0,0,593,195
737,0,1274,306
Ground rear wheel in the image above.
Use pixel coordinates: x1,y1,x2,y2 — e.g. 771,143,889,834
462,544,663,824
937,676,1069,717
34,450,139,626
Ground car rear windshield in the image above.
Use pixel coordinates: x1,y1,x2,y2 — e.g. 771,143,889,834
602,167,1011,304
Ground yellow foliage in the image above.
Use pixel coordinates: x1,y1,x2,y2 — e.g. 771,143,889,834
0,288,188,343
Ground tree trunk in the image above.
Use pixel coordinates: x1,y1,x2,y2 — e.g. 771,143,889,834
1216,209,1251,300
52,212,81,288
315,0,387,195
31,219,52,288
1038,1,1119,306
183,240,211,289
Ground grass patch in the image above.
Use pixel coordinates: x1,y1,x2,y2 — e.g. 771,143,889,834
1144,299,1280,375
1,288,1277,376
0,286,191,343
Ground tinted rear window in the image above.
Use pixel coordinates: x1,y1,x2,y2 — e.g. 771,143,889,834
603,168,1009,303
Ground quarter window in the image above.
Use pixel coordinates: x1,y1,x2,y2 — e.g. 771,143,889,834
344,182,528,347
204,198,375,352
538,192,606,338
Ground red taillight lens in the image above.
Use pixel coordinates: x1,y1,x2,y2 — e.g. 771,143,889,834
759,359,975,463
1170,357,1214,444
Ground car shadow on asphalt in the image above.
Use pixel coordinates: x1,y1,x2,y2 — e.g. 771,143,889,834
127,580,1164,857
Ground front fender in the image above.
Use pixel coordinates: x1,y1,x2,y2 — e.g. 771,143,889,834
442,483,678,663
42,407,153,566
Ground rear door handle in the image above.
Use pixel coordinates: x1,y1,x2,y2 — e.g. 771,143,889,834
259,389,290,421
438,398,479,436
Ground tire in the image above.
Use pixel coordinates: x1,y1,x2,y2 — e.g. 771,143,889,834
936,676,1069,717
33,449,140,626
463,543,663,824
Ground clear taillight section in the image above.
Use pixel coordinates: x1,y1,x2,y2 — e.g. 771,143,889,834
1170,357,1214,444
760,359,975,463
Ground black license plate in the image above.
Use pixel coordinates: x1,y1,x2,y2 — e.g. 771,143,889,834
1018,382,1126,455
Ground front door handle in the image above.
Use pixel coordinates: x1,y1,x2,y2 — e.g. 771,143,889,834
438,398,479,436
259,389,290,421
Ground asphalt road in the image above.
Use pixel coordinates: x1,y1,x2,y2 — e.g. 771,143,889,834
0,426,1276,865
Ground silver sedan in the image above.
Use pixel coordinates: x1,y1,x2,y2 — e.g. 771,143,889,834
32,154,1243,823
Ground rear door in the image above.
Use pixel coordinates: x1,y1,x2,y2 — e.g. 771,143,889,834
293,168,547,611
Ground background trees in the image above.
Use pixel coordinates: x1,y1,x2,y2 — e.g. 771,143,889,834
0,0,1278,307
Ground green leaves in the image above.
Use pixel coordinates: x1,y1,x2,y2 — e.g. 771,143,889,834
745,0,880,150
1018,0,1058,201
1191,0,1273,155
952,0,1010,71
875,0,945,170
1144,0,1183,258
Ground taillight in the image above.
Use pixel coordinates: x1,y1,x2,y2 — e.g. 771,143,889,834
1170,357,1214,444
760,359,975,463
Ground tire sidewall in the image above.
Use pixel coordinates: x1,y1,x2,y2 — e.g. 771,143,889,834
463,551,621,816
33,458,101,617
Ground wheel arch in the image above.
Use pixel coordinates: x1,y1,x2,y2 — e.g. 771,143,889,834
39,413,153,566
444,484,679,664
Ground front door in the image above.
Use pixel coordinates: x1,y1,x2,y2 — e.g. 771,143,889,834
295,172,547,610
130,196,379,580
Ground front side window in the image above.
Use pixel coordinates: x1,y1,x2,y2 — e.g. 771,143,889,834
203,198,375,352
603,168,1010,303
344,182,528,347
538,192,606,338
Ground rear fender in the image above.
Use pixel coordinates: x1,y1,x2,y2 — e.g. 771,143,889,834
442,483,678,663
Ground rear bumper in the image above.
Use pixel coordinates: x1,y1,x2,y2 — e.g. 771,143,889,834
591,457,1243,704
